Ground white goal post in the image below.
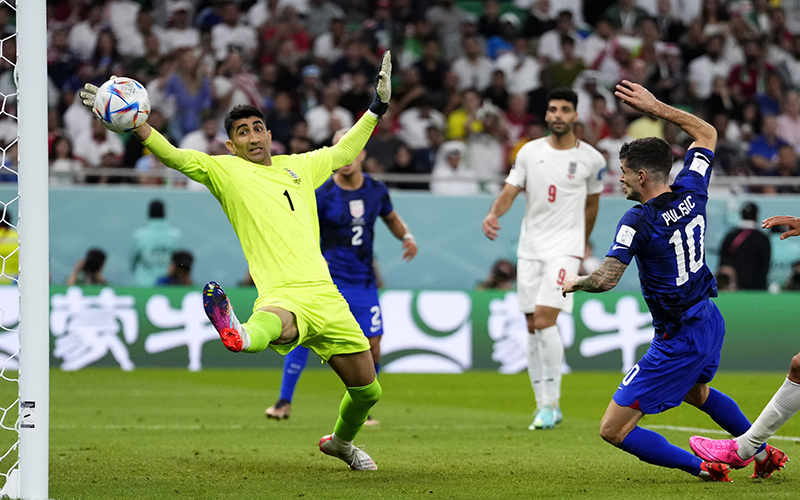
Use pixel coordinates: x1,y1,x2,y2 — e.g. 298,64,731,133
8,0,50,498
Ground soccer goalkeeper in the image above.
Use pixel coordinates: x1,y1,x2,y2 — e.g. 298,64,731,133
81,52,394,471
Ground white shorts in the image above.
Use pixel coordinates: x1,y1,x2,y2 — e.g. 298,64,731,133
517,256,581,314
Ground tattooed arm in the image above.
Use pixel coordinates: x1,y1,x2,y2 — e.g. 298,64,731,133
562,257,628,296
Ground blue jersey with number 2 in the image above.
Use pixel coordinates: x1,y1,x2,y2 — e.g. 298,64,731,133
316,173,394,288
606,148,718,337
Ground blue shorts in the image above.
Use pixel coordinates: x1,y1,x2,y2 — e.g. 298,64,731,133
613,299,725,414
336,285,383,338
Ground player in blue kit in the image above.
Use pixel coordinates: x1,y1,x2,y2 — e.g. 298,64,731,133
562,81,786,482
265,128,418,421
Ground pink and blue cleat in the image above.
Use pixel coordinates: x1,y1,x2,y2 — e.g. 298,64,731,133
203,281,244,352
689,436,753,469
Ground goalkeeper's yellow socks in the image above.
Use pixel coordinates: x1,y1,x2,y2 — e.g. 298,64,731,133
332,378,382,441
242,310,283,353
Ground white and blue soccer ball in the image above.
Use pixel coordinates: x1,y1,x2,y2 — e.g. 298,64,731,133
91,77,150,134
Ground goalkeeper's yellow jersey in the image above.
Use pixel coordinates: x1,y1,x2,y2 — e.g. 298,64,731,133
142,113,378,296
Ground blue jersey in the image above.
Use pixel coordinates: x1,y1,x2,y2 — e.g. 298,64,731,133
316,173,393,288
607,147,718,337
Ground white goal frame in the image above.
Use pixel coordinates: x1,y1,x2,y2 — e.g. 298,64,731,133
12,0,49,499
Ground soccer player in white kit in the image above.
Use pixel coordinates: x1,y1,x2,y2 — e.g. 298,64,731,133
483,88,605,430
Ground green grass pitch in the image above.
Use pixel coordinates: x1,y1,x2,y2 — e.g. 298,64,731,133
8,369,800,499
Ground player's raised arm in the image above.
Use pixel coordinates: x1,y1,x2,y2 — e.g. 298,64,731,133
329,51,392,169
763,215,800,239
615,80,717,151
483,183,521,240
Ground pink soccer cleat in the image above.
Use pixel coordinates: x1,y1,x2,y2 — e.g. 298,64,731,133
690,436,754,469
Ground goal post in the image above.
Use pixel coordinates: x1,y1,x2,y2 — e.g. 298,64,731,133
15,0,50,498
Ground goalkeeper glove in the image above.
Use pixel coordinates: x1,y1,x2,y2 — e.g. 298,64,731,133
368,51,392,117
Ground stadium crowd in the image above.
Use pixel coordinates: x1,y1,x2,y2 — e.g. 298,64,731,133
29,0,800,192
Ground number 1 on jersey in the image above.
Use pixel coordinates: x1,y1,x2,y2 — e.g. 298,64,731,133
283,190,295,211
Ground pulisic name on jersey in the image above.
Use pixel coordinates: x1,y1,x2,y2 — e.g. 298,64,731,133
661,195,695,227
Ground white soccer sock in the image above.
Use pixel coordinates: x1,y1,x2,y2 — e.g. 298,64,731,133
230,306,251,349
736,377,800,459
537,325,564,408
331,432,353,449
526,333,543,408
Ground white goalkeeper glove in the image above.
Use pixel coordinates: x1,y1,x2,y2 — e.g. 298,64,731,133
79,82,98,110
368,51,392,116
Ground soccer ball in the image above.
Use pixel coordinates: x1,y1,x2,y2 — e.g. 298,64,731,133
91,77,151,134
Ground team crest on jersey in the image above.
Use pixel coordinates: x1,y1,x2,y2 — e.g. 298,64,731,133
349,199,365,219
283,168,301,185
567,162,577,179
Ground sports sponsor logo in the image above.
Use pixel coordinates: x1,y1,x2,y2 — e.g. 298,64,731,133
283,168,301,185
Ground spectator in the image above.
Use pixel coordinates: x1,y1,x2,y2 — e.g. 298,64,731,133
451,35,493,92
246,0,281,29
687,33,731,102
505,93,534,145
156,251,194,286
68,1,103,61
776,34,800,91
736,98,764,144
466,106,508,190
538,10,584,64
129,32,164,84
774,144,800,194
119,8,164,59
393,66,427,114
476,259,516,290
583,18,616,69
728,35,776,105
596,113,632,194
425,0,474,61
755,72,783,117
430,141,479,195
719,202,771,290
397,97,447,150
49,135,82,187
304,0,346,39
414,37,448,94
387,144,429,191
260,6,311,67
131,200,182,287
748,114,789,175
602,0,649,35
583,94,610,146
163,49,214,142
305,82,354,146
48,27,81,92
211,1,258,62
646,43,685,105
83,29,124,87
485,12,520,61
478,0,503,38
777,91,800,153
573,70,617,124
482,69,510,110
73,119,124,172
312,17,347,69
711,112,748,176
179,114,227,153
654,0,685,43
522,0,556,38
414,125,445,174
363,112,402,174
329,40,377,91
161,1,200,53
67,248,107,286
494,37,541,95
214,51,262,112
266,91,302,148
549,35,586,89
297,64,323,114
446,88,484,141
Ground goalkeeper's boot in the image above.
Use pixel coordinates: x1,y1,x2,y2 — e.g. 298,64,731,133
689,436,753,469
752,444,789,478
553,407,563,425
699,461,732,482
363,415,380,426
203,281,246,352
319,435,378,471
265,399,291,420
529,406,556,430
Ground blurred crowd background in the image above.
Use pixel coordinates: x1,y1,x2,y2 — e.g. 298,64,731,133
7,0,800,193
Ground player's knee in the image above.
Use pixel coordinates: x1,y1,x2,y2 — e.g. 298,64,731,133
789,353,800,383
599,421,623,447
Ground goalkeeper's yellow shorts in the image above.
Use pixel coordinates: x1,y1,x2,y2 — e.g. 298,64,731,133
254,282,369,362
